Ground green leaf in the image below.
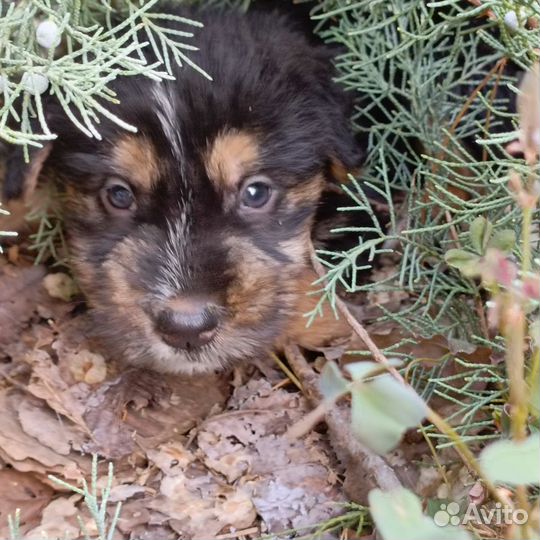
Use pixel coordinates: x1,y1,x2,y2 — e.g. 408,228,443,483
347,361,380,381
319,361,348,401
350,374,427,454
346,359,402,382
469,217,493,254
369,488,472,540
444,249,481,277
480,434,540,485
488,229,516,253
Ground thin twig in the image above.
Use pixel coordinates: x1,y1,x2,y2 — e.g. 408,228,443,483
465,0,496,21
309,243,405,383
309,241,506,505
214,526,260,539
271,352,303,391
482,58,507,162
284,343,405,499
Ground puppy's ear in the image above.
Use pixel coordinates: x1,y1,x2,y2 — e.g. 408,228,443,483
327,138,363,184
2,142,53,202
319,63,365,184
325,92,365,184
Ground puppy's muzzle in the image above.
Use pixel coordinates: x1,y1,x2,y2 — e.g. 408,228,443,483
153,298,220,350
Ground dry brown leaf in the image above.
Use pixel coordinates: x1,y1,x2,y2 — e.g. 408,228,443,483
18,395,86,455
0,470,54,538
84,369,230,458
24,495,81,540
114,499,155,536
147,441,196,476
0,265,47,347
43,272,78,302
25,349,90,433
66,349,108,384
108,484,147,503
469,481,486,506
0,390,82,475
199,379,342,532
152,474,256,540
125,524,178,540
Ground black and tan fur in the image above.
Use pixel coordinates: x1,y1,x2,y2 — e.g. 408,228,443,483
2,6,361,374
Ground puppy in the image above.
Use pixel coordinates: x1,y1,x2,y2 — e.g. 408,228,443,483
3,6,361,374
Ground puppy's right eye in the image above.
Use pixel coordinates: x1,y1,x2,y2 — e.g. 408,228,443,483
100,178,136,213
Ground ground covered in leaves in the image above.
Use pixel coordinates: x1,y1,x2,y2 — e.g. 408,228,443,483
0,248,493,539
0,255,352,539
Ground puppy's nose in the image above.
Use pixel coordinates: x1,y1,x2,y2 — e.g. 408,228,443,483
155,301,218,350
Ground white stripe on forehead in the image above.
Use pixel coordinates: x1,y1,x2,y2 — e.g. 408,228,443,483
155,210,192,298
151,82,183,162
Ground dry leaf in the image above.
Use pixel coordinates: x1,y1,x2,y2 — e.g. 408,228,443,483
83,368,230,458
25,349,89,431
25,495,81,540
0,265,46,346
0,470,54,538
199,379,343,532
66,349,108,384
0,390,81,474
18,395,86,455
43,272,78,302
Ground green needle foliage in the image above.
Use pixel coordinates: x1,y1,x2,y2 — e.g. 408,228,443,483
7,456,122,540
49,455,122,540
311,0,537,340
0,0,208,155
308,0,540,446
0,0,210,260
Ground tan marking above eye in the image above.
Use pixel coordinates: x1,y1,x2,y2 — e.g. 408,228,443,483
284,174,325,207
112,136,159,192
205,130,259,191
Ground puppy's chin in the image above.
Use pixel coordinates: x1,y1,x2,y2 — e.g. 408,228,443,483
128,343,228,375
113,329,270,375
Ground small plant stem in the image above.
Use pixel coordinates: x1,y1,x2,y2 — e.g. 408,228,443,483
420,424,450,487
475,294,490,340
504,164,539,538
271,352,303,391
426,408,506,506
454,59,507,132
423,58,506,222
310,243,405,383
482,57,506,162
309,242,507,505
521,206,533,274
503,301,529,442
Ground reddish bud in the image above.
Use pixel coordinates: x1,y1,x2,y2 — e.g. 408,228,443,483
483,249,518,287
523,275,540,300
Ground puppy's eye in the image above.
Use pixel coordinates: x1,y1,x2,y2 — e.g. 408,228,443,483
101,178,135,213
240,180,272,209
108,185,133,209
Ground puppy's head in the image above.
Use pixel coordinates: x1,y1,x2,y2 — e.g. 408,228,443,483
3,10,361,373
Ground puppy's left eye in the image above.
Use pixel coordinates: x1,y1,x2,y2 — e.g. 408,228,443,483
100,178,136,213
240,180,273,209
